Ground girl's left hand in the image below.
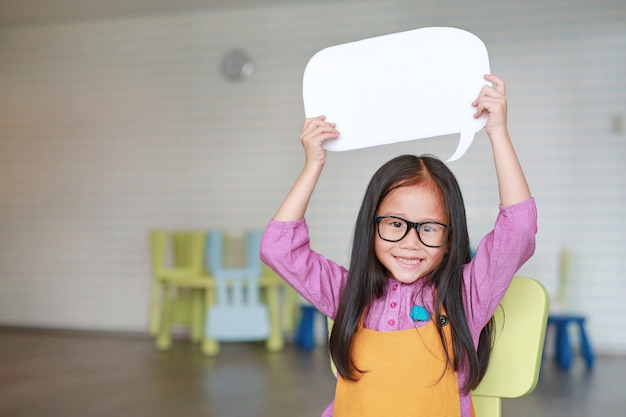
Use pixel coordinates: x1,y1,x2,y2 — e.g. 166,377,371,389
472,74,508,136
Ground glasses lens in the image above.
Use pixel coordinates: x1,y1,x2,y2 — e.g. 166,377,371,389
418,223,447,247
376,217,447,247
377,217,408,242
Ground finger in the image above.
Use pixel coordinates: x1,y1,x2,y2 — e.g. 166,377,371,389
313,127,339,142
484,74,505,95
473,88,493,107
302,122,339,144
477,86,505,106
473,95,503,118
302,115,324,130
473,102,486,119
302,116,334,137
307,116,336,131
309,120,338,137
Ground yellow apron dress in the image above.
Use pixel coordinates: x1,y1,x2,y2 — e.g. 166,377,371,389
333,312,469,417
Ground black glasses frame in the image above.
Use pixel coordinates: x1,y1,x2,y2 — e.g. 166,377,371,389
374,216,448,248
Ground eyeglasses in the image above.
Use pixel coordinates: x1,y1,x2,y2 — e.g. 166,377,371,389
374,216,448,248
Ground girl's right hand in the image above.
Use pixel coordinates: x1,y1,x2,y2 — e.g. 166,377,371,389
300,116,339,166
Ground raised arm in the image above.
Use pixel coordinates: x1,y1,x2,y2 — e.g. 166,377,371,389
273,116,340,221
472,74,531,206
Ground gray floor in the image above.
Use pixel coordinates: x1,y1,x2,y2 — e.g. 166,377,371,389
0,327,624,417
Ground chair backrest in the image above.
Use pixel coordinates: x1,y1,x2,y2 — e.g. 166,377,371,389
205,230,224,276
206,230,263,273
149,230,168,277
172,231,205,273
204,230,270,341
150,230,205,275
471,276,550,417
244,230,263,272
556,247,570,306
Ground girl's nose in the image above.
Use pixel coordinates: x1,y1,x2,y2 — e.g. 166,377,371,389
400,226,422,248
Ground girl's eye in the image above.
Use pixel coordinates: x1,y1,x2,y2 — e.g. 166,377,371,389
390,221,404,228
422,223,439,233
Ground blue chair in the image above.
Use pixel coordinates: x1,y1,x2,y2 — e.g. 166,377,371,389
545,248,594,371
546,314,594,371
295,304,327,352
203,230,270,355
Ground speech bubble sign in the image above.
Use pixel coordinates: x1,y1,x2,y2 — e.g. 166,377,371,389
302,27,491,161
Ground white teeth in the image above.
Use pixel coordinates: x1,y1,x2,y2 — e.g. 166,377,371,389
398,257,420,265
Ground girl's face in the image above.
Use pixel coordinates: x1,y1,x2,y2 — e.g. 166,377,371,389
374,183,448,284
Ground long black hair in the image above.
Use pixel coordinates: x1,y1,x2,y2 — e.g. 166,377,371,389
328,154,493,394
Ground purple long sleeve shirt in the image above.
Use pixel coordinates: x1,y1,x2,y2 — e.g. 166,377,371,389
260,198,537,417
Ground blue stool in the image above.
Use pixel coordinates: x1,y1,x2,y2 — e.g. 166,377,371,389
295,305,326,352
546,314,594,371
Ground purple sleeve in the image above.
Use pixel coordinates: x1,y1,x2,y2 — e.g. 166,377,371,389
463,198,538,344
259,218,348,319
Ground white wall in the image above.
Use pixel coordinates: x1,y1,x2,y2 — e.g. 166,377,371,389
0,0,625,353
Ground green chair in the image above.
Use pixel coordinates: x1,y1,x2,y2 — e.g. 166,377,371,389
260,263,297,351
327,276,549,417
471,276,550,416
148,230,214,352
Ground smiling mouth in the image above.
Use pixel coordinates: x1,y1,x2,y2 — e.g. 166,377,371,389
396,256,422,265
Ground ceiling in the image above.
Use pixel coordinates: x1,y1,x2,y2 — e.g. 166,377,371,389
0,0,290,26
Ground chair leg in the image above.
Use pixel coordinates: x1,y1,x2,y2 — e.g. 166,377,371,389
190,289,204,344
295,305,317,352
201,286,219,356
578,321,595,369
201,337,220,356
156,285,173,351
265,284,284,352
555,323,572,371
282,287,298,333
148,280,162,337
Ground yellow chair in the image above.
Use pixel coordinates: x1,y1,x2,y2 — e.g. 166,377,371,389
471,276,550,416
148,230,215,352
327,276,549,417
259,263,293,352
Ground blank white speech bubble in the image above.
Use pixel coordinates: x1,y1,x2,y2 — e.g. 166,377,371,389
302,27,491,161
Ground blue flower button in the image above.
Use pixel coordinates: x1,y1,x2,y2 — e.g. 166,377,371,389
409,305,430,322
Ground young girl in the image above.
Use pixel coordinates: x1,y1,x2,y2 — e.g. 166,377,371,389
260,74,536,417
